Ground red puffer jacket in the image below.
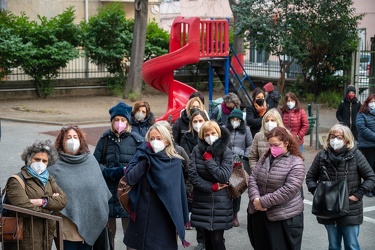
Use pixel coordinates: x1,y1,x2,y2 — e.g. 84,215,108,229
281,108,309,145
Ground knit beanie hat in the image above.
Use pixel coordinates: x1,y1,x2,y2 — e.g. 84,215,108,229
109,102,132,121
346,85,356,95
263,82,274,92
228,109,244,121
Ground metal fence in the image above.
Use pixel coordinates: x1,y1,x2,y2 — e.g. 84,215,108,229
5,54,109,81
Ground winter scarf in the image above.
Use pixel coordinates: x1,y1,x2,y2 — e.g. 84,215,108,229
127,142,190,247
49,153,112,246
221,102,233,115
254,102,267,117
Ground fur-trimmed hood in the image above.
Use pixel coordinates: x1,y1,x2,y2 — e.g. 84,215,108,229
198,126,231,156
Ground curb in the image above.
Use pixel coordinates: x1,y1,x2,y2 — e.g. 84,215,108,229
0,116,108,126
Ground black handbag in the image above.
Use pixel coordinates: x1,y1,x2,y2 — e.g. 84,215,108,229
312,165,349,219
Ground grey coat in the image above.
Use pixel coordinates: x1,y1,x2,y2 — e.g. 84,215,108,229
188,127,233,231
248,152,305,221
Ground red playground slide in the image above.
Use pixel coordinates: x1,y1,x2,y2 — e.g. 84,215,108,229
142,17,201,122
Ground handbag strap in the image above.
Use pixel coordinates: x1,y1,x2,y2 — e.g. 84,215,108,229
321,159,349,181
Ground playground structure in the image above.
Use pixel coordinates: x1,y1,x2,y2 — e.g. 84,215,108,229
142,16,254,122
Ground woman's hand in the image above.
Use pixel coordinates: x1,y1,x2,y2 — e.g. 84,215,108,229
217,183,228,190
349,195,359,202
253,198,267,211
29,198,44,207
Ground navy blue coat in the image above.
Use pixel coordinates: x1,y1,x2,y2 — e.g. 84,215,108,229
130,112,155,138
94,129,143,218
356,112,375,148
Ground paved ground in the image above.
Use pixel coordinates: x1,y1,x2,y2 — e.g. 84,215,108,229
2,93,375,249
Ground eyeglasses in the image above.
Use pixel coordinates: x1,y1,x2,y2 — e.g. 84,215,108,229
62,125,78,130
269,142,283,148
329,134,344,140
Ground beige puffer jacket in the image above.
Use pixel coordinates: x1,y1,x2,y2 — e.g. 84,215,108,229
249,131,270,170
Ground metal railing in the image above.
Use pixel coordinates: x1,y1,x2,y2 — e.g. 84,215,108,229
1,204,63,250
4,54,109,81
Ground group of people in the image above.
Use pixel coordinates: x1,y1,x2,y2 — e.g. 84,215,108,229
2,83,375,250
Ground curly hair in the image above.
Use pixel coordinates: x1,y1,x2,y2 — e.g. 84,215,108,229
21,140,58,166
265,127,303,160
55,125,90,155
223,92,241,108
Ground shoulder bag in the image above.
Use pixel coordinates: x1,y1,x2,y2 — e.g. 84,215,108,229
227,162,249,199
312,165,349,219
1,174,25,242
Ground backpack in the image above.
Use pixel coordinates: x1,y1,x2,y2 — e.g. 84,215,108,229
1,172,25,216
210,97,223,121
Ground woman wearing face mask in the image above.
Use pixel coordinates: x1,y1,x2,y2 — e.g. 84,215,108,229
130,101,155,138
225,108,253,227
249,108,286,171
246,87,269,137
210,92,241,126
4,140,66,250
247,127,305,250
180,110,209,247
336,85,361,141
124,124,190,249
49,125,112,250
189,121,233,250
356,94,375,197
173,97,205,145
280,92,309,152
93,101,144,246
306,124,375,250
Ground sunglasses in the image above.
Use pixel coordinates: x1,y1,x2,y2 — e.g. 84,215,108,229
62,125,79,130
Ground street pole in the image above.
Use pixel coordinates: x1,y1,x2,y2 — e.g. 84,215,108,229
370,36,375,94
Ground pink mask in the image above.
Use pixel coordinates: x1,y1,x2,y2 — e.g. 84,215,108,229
114,121,127,133
270,145,284,158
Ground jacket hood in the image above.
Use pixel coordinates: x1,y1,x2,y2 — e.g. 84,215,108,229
198,126,231,156
130,112,155,126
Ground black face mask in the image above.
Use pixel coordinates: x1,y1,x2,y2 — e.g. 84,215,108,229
255,98,265,106
190,108,199,116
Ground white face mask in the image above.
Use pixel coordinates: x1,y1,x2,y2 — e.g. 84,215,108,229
287,101,296,109
330,138,344,151
30,161,47,175
150,139,165,153
265,121,277,132
135,111,146,121
205,135,218,145
231,120,240,129
65,138,80,154
369,102,375,110
193,122,203,132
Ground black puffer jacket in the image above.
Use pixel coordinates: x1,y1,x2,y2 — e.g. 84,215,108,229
130,112,155,138
336,97,361,140
180,131,199,156
172,110,190,145
94,129,144,217
306,145,375,226
188,127,233,231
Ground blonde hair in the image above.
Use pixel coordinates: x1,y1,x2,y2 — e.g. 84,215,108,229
324,124,354,150
198,121,221,140
146,124,183,159
259,108,286,134
185,97,205,118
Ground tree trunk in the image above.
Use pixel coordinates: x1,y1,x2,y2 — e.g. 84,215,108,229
124,0,148,100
